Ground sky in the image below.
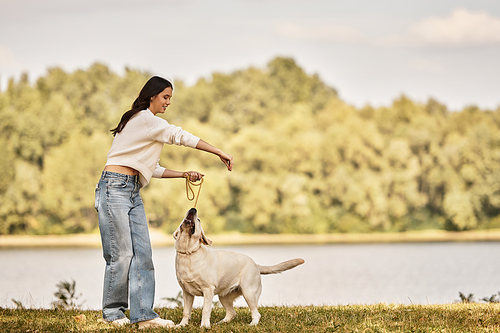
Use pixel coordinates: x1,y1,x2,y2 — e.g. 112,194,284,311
1,0,499,111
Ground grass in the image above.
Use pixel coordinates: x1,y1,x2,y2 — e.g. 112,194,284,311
2,303,500,332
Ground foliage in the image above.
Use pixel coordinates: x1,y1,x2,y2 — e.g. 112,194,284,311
51,279,83,310
458,292,475,303
161,291,221,309
458,291,500,304
482,292,500,303
1,304,500,332
1,57,500,235
162,291,183,308
10,299,24,310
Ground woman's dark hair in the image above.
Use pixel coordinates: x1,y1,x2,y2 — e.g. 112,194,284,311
110,76,173,136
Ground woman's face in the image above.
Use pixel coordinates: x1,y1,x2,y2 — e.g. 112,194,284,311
149,87,173,115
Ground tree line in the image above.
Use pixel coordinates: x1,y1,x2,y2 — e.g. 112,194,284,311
1,57,500,235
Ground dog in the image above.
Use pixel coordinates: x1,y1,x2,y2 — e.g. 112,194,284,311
173,208,305,328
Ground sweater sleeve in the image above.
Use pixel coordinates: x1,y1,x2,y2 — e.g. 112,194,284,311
152,160,166,179
143,113,200,148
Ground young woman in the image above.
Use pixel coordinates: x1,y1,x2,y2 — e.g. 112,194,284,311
95,76,233,329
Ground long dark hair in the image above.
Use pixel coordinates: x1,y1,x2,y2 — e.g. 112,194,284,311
110,76,173,136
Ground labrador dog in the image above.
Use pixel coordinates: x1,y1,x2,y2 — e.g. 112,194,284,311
173,208,305,328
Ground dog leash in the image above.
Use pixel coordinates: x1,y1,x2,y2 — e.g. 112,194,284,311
183,172,204,208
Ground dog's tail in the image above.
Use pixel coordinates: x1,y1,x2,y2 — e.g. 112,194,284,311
258,258,305,275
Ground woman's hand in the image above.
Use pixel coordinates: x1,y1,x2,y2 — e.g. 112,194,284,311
184,171,204,182
219,151,233,171
195,139,234,172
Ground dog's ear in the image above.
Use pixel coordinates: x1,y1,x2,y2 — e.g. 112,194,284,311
201,233,212,246
173,227,179,240
200,227,212,246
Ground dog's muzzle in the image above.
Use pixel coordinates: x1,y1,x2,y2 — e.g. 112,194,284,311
183,208,197,235
187,207,197,217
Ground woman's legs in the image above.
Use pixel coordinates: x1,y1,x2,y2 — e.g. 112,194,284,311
96,172,158,323
98,178,133,321
128,185,158,323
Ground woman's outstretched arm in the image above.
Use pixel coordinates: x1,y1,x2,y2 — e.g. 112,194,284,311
195,139,233,171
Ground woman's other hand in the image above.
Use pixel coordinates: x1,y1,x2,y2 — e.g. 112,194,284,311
185,171,204,182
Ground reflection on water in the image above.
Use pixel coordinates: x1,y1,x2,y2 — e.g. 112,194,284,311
1,242,499,309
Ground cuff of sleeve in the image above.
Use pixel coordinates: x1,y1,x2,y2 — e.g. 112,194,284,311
186,136,200,148
153,166,166,178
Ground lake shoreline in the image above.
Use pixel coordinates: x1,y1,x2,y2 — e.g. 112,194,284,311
1,228,500,248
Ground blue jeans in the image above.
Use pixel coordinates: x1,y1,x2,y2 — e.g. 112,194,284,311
95,171,159,323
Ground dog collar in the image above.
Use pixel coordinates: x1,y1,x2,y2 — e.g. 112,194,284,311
176,244,201,255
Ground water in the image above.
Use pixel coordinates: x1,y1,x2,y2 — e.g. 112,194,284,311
1,242,499,309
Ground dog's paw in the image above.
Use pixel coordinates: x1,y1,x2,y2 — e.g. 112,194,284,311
249,316,261,326
217,316,235,325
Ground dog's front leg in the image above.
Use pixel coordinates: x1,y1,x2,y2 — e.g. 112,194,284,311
177,291,194,327
200,288,215,328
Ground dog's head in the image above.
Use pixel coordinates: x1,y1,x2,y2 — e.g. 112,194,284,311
173,208,212,254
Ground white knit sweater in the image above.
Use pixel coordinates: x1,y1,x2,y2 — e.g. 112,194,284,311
105,109,200,187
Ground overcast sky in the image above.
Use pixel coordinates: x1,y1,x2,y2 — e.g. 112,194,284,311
1,0,499,111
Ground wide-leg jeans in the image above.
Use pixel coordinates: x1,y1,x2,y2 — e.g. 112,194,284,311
95,171,159,324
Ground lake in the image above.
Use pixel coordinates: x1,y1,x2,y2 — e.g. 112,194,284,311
1,242,499,309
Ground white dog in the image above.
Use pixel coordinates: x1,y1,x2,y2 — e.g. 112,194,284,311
173,208,305,328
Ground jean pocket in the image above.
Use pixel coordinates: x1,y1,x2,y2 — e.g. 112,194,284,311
94,184,100,212
108,179,127,188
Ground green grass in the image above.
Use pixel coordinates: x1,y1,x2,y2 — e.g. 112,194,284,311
2,303,500,332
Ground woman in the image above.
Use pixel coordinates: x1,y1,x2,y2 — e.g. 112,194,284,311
95,76,233,329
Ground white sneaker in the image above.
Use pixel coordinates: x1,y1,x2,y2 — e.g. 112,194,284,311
138,317,175,329
103,317,130,326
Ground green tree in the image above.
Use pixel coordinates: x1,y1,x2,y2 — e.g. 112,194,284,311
40,132,110,233
1,58,500,235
